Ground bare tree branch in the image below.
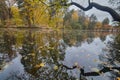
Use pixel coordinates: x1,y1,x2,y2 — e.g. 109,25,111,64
70,1,120,22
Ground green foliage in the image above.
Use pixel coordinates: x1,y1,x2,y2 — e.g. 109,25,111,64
88,14,97,29
102,17,109,25
0,0,9,25
63,10,99,30
71,22,81,29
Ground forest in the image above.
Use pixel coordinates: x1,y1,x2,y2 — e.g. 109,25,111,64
0,0,120,29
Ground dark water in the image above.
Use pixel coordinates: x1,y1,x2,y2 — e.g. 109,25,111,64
0,29,120,80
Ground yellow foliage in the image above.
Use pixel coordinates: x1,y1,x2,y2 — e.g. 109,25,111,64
116,77,120,80
91,68,100,73
35,63,45,68
28,53,35,56
72,10,79,22
95,22,102,28
14,0,65,27
11,6,23,25
24,56,28,60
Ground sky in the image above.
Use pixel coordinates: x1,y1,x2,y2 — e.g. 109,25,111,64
69,0,113,23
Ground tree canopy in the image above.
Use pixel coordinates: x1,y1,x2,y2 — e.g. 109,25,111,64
0,0,119,27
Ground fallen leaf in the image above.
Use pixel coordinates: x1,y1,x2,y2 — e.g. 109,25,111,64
118,50,120,52
28,53,35,56
35,63,45,68
24,56,27,60
54,65,58,70
74,62,78,66
116,77,120,80
31,53,35,56
91,68,99,72
93,59,98,62
114,69,119,73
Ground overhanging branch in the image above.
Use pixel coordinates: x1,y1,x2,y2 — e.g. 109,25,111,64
69,1,120,22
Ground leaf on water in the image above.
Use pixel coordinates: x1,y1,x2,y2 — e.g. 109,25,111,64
74,62,78,66
54,65,58,70
24,56,27,60
48,47,54,50
91,68,99,73
40,63,45,67
93,59,98,62
35,63,45,68
39,46,43,49
28,53,35,56
118,50,120,52
31,53,35,56
114,69,119,73
30,42,34,45
116,77,120,80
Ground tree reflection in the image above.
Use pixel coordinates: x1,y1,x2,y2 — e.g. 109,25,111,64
109,34,120,62
0,30,16,70
63,31,110,47
99,33,120,79
0,30,16,58
0,29,116,80
19,30,77,79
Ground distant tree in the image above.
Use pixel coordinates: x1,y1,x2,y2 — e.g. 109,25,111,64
63,10,73,28
0,0,9,25
72,10,79,22
88,14,97,29
95,22,102,29
78,10,88,29
102,17,109,25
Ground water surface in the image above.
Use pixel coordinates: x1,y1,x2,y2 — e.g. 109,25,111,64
0,29,120,80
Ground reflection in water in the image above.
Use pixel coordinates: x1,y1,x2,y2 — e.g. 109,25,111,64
0,30,16,70
19,30,76,80
100,33,120,79
0,29,119,80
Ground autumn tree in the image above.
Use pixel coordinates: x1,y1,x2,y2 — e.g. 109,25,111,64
0,0,9,25
95,22,102,29
0,0,19,26
1,0,119,28
63,10,82,29
16,0,66,27
11,6,23,26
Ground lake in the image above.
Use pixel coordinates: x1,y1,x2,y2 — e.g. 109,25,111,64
0,28,120,80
